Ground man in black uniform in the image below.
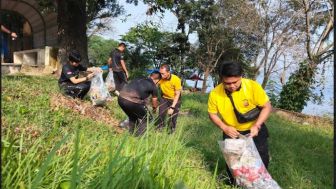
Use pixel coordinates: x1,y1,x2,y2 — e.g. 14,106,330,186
58,50,101,99
108,42,128,95
118,71,161,136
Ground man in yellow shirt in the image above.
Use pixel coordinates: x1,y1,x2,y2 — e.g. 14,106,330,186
157,64,182,133
208,61,272,185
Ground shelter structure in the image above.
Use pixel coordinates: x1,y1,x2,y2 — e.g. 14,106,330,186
1,0,59,74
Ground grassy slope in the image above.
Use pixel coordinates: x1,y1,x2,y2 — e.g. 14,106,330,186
1,75,333,189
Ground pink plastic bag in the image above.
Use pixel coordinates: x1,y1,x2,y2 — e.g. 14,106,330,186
218,134,281,189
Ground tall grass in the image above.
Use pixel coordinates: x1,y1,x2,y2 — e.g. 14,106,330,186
1,75,333,189
1,75,219,189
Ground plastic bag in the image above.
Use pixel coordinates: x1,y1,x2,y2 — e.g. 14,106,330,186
218,135,281,189
105,71,116,92
88,72,111,106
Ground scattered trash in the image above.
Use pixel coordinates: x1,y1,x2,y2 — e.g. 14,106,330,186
218,135,281,189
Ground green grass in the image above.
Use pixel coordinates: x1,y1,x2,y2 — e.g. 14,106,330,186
1,75,333,189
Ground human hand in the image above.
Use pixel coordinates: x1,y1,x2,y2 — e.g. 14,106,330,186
167,107,174,115
250,125,260,137
87,73,95,80
96,67,103,73
11,32,17,39
223,126,240,139
125,71,129,79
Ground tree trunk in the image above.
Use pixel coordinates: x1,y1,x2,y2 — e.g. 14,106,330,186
201,67,210,93
57,0,88,67
261,73,270,88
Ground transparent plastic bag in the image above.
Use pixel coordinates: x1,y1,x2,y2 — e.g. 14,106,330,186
105,71,116,92
218,134,281,189
88,72,112,106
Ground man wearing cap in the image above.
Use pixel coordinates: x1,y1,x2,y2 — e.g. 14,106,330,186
58,50,102,99
108,42,129,95
118,71,161,136
156,64,182,133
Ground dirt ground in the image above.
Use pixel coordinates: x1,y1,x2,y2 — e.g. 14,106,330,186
50,93,124,133
272,108,333,127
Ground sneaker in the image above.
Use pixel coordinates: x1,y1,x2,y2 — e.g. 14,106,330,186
114,90,120,96
119,118,129,129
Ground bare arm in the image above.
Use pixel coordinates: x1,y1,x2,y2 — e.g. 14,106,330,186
108,57,113,71
1,25,17,38
69,75,90,84
171,89,181,108
1,25,10,33
250,101,272,137
209,113,240,138
152,97,158,111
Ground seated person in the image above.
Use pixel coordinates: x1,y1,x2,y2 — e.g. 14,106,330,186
117,71,161,136
58,50,101,99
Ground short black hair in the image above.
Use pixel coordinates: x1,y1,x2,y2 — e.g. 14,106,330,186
118,42,126,47
68,50,81,62
150,71,162,80
159,64,170,72
219,61,243,78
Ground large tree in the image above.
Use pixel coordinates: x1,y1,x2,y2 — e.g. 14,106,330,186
39,0,123,68
218,0,305,88
278,0,333,112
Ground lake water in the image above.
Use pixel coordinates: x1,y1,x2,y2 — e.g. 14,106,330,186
185,62,334,118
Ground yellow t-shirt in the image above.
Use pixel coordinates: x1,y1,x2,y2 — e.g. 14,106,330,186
208,78,269,131
159,74,182,99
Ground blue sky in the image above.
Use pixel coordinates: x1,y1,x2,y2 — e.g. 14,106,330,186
107,1,178,40
105,1,333,117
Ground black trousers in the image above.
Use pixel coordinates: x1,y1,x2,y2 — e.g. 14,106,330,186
59,81,91,99
118,97,152,136
223,123,270,185
113,71,127,92
156,97,181,133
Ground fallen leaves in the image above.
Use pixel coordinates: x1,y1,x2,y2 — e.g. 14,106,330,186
50,94,123,133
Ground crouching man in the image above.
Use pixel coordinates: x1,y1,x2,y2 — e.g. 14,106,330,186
118,71,161,136
58,50,102,99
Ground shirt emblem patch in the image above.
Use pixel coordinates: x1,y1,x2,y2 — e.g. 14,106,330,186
243,99,249,107
67,71,72,75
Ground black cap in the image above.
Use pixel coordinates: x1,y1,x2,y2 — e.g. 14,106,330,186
118,42,126,47
68,50,81,62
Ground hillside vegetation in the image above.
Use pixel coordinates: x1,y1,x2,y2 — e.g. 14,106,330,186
1,75,333,189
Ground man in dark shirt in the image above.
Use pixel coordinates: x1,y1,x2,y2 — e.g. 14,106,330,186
117,71,161,136
58,50,101,99
108,42,129,95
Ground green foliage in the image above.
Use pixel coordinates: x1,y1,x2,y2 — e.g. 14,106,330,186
121,23,192,77
88,35,119,66
1,75,217,189
265,80,282,108
278,61,317,112
2,75,333,189
121,23,166,70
